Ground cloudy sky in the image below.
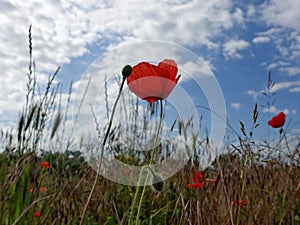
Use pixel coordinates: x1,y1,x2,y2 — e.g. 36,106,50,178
1,0,300,147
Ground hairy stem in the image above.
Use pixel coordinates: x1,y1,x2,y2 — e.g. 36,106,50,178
135,99,163,225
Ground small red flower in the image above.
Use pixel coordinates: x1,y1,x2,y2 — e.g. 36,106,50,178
127,59,181,103
29,187,47,193
186,171,214,189
268,112,286,128
33,211,41,218
41,161,51,169
186,180,206,189
192,171,203,183
39,187,47,192
232,198,248,206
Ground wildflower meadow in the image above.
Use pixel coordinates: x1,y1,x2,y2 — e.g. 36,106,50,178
0,28,299,225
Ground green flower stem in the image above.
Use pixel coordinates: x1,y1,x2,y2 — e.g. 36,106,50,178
279,129,291,225
133,99,163,225
128,167,145,225
80,77,126,225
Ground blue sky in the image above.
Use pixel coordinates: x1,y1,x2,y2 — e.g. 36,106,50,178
0,0,299,150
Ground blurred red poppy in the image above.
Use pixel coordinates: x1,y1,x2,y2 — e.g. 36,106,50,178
192,171,203,183
186,180,206,189
127,59,181,103
29,187,47,193
33,211,41,218
41,161,51,169
268,112,286,128
39,187,47,192
186,171,213,189
232,198,248,206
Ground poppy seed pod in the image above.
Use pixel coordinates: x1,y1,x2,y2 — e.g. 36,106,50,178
122,65,132,78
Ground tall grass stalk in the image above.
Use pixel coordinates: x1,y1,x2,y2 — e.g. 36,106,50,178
79,77,127,225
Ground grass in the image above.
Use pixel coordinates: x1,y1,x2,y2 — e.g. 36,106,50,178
0,148,299,224
0,26,299,225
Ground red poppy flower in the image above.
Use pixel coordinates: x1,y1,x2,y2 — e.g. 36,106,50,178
186,171,211,189
192,171,203,183
41,161,51,169
33,211,41,218
29,187,47,193
268,112,286,128
39,187,47,192
186,180,206,189
232,198,248,206
126,59,181,103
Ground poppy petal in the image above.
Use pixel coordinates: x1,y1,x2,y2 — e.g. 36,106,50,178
127,60,180,103
268,112,286,128
127,62,158,84
158,59,178,79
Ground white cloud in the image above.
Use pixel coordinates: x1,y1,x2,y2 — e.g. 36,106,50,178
180,60,212,79
252,36,271,44
279,67,300,76
62,0,244,47
262,106,289,115
262,106,277,113
223,39,250,59
247,90,259,101
0,0,246,130
230,102,241,110
266,60,290,71
246,5,256,18
289,87,300,93
261,0,300,31
269,80,300,93
257,28,300,74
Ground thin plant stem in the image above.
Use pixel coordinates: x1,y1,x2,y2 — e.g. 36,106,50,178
79,77,126,225
236,107,258,225
135,99,163,225
128,166,146,225
279,129,291,225
218,161,234,225
236,162,247,225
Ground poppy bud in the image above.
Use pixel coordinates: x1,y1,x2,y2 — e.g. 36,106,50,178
151,173,165,192
145,166,165,192
122,65,132,78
